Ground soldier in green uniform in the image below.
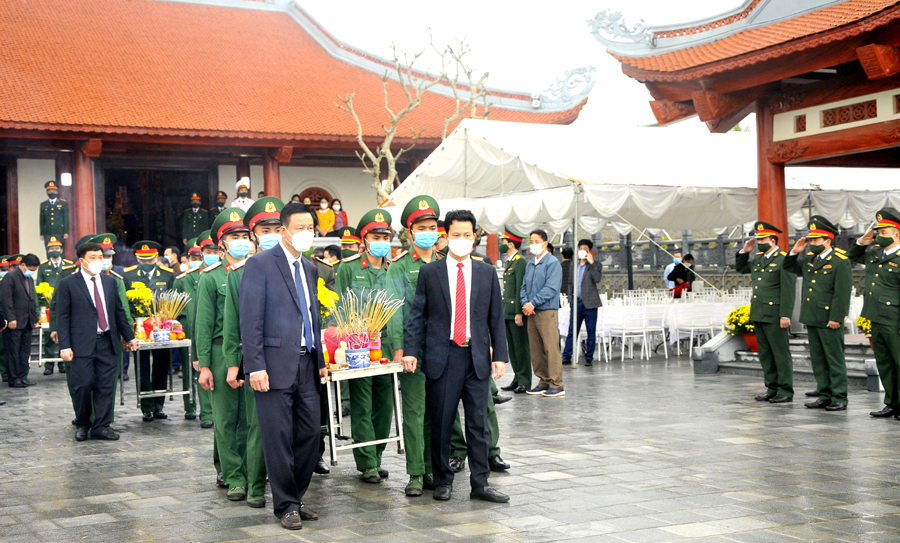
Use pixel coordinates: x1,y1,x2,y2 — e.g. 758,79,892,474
192,230,220,430
498,225,531,393
182,193,210,246
123,240,175,421
173,238,203,422
336,209,394,484
784,216,852,410
735,222,796,403
313,251,336,291
39,181,69,257
338,226,361,263
435,220,448,258
209,191,228,225
197,208,252,502
386,197,441,496
38,236,72,374
222,197,283,508
847,209,900,418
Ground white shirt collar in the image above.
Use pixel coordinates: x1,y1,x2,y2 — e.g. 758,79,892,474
818,248,833,259
765,246,779,258
886,244,900,256
280,241,301,268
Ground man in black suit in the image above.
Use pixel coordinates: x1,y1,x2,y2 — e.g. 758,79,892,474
1,253,41,388
57,243,137,441
402,209,510,504
240,202,328,530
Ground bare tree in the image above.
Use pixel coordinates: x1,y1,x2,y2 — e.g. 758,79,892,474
434,37,492,141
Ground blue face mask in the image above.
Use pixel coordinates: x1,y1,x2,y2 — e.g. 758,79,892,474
227,239,252,259
203,254,220,267
23,270,35,278
258,233,281,251
0,271,6,278
189,260,202,269
413,231,439,249
367,241,391,259
673,258,681,264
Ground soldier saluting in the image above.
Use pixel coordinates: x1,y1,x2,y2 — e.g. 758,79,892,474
736,222,796,404
784,216,852,411
847,209,900,419
39,181,69,257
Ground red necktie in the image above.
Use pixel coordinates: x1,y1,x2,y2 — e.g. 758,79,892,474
454,262,466,346
92,277,108,331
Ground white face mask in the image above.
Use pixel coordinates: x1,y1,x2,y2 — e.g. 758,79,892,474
179,263,188,273
529,243,544,256
101,259,113,271
320,202,329,210
578,250,587,260
332,204,341,212
86,259,104,276
290,230,315,253
448,238,474,258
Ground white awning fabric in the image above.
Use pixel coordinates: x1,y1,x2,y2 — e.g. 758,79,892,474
386,119,899,235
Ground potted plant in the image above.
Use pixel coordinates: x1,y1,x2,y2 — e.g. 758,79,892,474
857,316,873,348
725,305,757,352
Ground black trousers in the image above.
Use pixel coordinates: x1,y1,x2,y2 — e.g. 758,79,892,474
71,333,117,432
255,355,320,519
3,326,33,383
428,343,490,488
138,349,169,413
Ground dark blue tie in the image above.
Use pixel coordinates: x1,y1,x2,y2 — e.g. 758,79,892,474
293,261,315,350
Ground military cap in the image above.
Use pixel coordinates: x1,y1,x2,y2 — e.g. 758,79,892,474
0,256,9,269
216,191,228,200
45,236,63,249
74,235,94,250
357,209,392,239
401,196,439,228
502,224,525,243
244,197,283,231
44,180,59,190
190,193,202,201
186,237,201,255
437,220,446,237
211,207,248,244
339,225,361,245
753,221,782,238
91,233,117,255
133,240,161,258
198,230,215,249
7,254,22,265
236,178,250,192
807,215,838,239
875,208,900,230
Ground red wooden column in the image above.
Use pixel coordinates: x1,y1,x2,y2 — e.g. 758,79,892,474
73,142,99,241
486,234,498,264
262,147,292,199
755,98,788,248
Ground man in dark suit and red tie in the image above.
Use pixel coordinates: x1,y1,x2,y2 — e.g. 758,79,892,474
239,202,328,530
56,242,137,442
402,209,510,504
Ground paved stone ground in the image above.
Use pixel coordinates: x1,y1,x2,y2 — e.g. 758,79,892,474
2,354,900,543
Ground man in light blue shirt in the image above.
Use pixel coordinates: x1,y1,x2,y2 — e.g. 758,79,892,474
663,252,681,289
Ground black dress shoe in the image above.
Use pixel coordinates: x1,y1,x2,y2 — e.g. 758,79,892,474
123,373,129,381
825,402,847,411
153,411,167,419
43,368,53,375
0,400,5,406
299,504,318,521
184,413,197,420
216,472,226,487
9,380,26,388
314,458,330,475
470,486,509,503
142,413,154,422
75,427,88,441
871,406,897,417
247,499,265,508
58,366,65,374
513,386,527,394
584,360,593,366
805,399,829,409
500,383,517,392
492,394,511,405
769,395,792,403
805,391,819,397
280,511,302,530
562,359,572,365
201,420,214,429
71,419,77,425
754,393,775,401
91,428,120,440
449,457,464,473
433,484,452,501
378,468,388,479
21,379,35,386
489,455,510,472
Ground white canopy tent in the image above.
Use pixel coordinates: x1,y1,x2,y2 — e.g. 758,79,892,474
386,118,900,236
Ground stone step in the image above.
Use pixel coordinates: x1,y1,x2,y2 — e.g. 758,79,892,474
735,350,869,372
717,362,868,387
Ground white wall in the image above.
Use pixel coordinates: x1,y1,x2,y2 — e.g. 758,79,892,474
17,158,56,257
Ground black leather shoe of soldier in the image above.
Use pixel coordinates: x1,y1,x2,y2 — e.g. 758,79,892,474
768,395,791,403
755,393,775,401
489,455,510,472
500,383,517,392
825,402,847,411
805,399,829,409
871,406,897,417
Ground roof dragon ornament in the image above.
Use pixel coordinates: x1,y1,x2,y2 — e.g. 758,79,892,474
587,9,655,47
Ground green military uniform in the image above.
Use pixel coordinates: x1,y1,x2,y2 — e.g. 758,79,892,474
338,226,362,265
209,191,228,226
784,216,852,408
314,256,336,291
123,241,175,417
173,239,202,420
847,209,900,414
436,220,448,258
39,181,69,257
735,221,796,400
197,209,249,497
182,193,210,243
190,231,217,429
38,237,71,372
501,225,530,389
335,208,394,480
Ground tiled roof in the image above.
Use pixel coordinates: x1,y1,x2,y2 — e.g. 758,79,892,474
611,0,900,73
0,0,584,142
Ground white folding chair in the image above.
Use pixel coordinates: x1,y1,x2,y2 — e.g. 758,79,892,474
608,303,648,361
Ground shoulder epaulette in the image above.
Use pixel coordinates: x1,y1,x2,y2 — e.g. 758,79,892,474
187,267,200,275
63,259,72,264
124,265,137,272
60,199,66,202
780,251,787,256
756,252,763,255
314,256,334,267
342,254,361,263
834,252,848,260
472,256,484,261
201,261,222,273
40,260,48,265
175,272,187,280
230,259,246,270
62,264,78,271
512,254,521,261
392,250,409,262
835,247,846,254
158,265,173,273
108,270,123,279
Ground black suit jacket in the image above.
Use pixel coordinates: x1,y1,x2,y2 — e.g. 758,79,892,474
56,271,134,357
0,267,38,326
240,243,325,390
404,257,508,380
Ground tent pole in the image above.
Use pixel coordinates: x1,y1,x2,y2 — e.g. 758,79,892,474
571,183,579,368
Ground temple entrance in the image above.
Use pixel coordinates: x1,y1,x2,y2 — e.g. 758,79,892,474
102,167,216,253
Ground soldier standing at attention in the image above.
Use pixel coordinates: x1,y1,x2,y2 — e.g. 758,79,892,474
499,225,531,393
338,226,361,263
197,208,252,503
735,222,796,404
39,236,72,375
784,216,852,411
435,220,448,258
210,191,228,225
232,180,253,212
182,193,210,246
173,238,203,423
335,209,394,484
847,209,900,419
123,241,175,421
39,181,69,257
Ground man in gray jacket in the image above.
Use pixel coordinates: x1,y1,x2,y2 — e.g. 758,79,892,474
562,240,603,366
521,230,564,397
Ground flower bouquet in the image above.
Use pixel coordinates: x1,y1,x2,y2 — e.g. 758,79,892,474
317,277,339,327
126,282,152,318
35,282,54,308
329,289,404,369
725,304,757,352
857,315,872,335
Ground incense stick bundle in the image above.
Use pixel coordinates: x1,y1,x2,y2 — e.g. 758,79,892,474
331,288,404,349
